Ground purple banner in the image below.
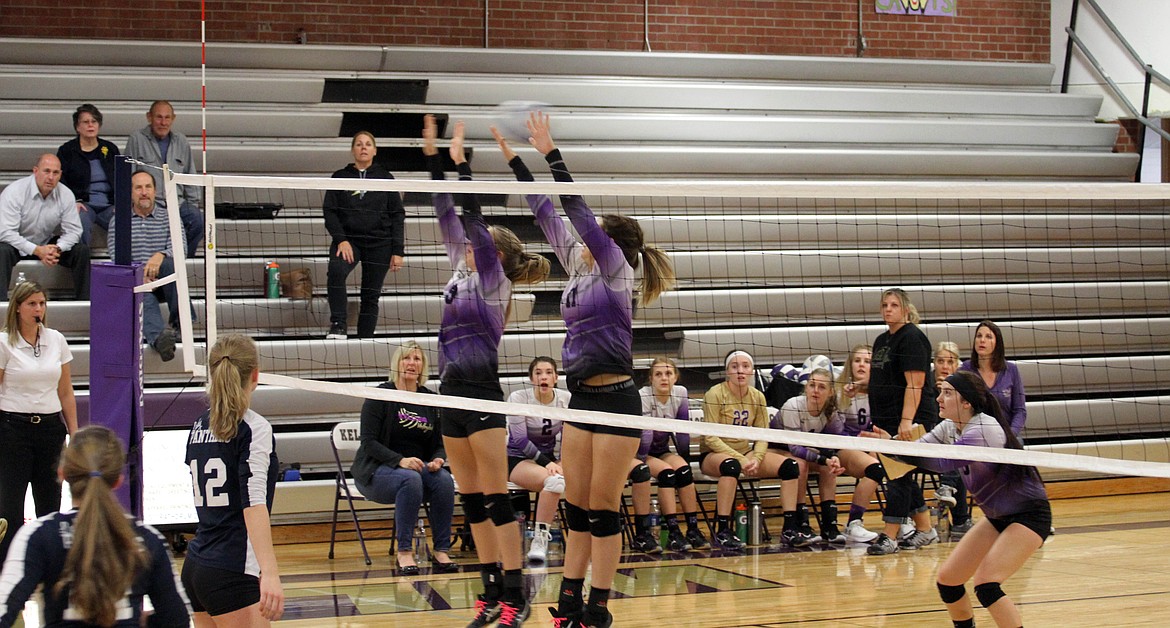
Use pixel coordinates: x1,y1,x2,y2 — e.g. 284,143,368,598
876,0,956,17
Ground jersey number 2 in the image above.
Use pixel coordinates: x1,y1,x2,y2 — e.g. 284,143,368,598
190,458,230,507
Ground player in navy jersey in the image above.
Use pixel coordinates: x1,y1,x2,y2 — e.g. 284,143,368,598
869,370,1051,628
0,426,190,628
182,334,283,626
424,116,550,628
639,358,708,551
492,114,675,628
506,356,568,564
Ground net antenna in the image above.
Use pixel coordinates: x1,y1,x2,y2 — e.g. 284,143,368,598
166,170,1170,480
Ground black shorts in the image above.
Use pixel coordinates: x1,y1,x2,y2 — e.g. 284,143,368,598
181,559,260,616
507,456,529,474
699,450,742,470
566,379,642,438
440,382,506,438
987,500,1052,541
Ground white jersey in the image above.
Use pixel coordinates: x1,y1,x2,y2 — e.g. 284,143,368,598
835,392,872,436
506,387,570,461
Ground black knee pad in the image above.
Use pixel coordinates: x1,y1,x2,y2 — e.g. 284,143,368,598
974,582,1006,609
484,493,516,526
937,582,967,604
564,500,590,533
629,463,651,484
718,458,742,478
461,492,487,524
656,468,677,488
864,462,887,484
674,465,694,488
588,509,623,537
778,458,800,481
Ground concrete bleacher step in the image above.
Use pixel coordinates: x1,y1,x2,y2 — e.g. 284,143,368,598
0,38,1060,88
0,102,343,138
671,317,1170,367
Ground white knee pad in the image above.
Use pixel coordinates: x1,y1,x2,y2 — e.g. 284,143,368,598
543,473,565,494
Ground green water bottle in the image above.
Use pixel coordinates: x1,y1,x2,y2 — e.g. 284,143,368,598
735,502,748,543
265,261,280,298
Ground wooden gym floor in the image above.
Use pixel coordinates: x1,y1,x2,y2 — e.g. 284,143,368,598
256,490,1168,627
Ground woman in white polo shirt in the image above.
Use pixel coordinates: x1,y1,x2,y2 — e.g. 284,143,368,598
0,280,78,563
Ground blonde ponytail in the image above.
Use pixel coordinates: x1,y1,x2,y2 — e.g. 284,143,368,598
207,334,260,441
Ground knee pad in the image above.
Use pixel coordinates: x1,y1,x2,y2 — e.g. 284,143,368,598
674,465,694,488
778,458,800,481
974,582,1006,609
588,509,623,538
629,463,651,484
564,500,590,533
461,493,487,524
718,458,742,478
864,462,887,484
543,473,565,494
656,468,677,489
937,582,967,604
484,493,516,526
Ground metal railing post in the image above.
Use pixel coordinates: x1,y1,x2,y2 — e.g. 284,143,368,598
1061,0,1081,93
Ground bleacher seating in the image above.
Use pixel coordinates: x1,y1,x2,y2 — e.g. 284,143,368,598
4,38,1166,527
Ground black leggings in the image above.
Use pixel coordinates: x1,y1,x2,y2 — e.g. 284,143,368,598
326,239,393,337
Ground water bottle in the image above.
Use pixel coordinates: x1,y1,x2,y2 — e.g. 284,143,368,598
413,518,429,564
15,271,26,286
648,498,662,546
265,260,280,298
735,502,749,543
748,502,763,546
517,512,528,555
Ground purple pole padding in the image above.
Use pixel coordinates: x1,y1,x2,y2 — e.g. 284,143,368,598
89,262,145,517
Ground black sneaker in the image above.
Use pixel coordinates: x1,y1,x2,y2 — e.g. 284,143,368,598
549,608,582,628
497,599,530,627
665,528,691,551
326,323,347,339
781,528,817,548
466,597,501,628
152,328,176,362
582,608,613,628
629,530,662,554
685,527,710,549
714,528,745,551
866,533,899,555
821,523,846,544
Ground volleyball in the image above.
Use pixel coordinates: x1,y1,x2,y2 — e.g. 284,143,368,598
494,100,549,141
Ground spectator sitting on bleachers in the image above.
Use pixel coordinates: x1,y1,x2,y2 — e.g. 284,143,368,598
505,356,568,564
106,171,179,361
960,320,1027,437
322,131,406,340
933,340,974,537
640,357,709,551
700,350,800,551
0,154,90,301
56,103,120,246
351,340,457,575
123,100,204,257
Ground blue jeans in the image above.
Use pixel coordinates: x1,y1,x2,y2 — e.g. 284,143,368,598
143,256,180,345
355,464,455,553
79,203,113,246
178,201,204,258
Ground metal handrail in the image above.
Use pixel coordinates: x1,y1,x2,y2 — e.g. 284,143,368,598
1061,0,1170,181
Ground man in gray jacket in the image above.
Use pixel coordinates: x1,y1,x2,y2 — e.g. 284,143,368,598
123,100,204,257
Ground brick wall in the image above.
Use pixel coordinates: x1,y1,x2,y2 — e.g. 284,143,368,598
0,1,1050,62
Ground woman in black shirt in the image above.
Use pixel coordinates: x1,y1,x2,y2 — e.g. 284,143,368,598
352,341,457,574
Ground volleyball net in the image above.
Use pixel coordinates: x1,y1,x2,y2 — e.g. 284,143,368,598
162,168,1170,480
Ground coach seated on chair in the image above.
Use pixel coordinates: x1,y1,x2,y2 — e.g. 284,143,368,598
107,171,179,361
0,154,91,302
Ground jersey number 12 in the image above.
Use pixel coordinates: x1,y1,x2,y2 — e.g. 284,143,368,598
190,458,230,507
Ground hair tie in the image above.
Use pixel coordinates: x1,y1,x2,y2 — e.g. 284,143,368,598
88,470,103,478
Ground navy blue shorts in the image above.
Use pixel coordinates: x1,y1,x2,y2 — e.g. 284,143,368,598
440,381,506,438
181,559,260,616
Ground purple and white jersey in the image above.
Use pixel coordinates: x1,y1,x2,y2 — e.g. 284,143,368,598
639,385,691,457
835,392,872,437
506,387,570,461
434,189,510,387
519,152,634,384
916,413,1049,519
772,395,846,462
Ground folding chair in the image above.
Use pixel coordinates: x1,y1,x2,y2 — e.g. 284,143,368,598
328,421,393,566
